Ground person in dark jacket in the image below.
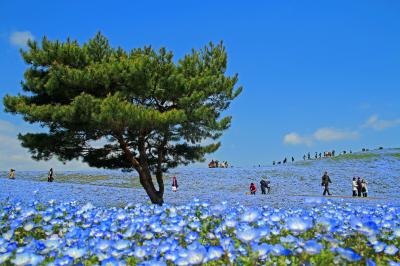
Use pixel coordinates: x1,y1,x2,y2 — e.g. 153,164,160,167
48,168,54,182
172,176,179,192
321,171,332,196
361,179,368,197
250,183,257,195
357,177,362,197
260,179,269,194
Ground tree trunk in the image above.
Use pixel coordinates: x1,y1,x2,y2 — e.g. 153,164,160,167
116,134,164,205
138,169,164,205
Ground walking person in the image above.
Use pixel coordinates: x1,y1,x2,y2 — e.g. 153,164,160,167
291,157,295,163
357,177,362,197
172,176,178,192
307,152,311,160
260,179,267,194
8,169,15,179
48,168,54,182
352,177,357,197
303,155,306,161
361,179,368,197
250,183,257,195
321,171,332,196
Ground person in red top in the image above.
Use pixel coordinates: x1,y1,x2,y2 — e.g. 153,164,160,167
250,183,257,195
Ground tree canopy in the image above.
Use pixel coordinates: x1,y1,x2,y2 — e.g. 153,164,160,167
3,32,242,204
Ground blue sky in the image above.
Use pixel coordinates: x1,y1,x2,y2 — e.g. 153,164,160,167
1,1,400,170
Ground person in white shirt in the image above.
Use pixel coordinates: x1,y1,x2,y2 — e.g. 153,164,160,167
352,177,357,197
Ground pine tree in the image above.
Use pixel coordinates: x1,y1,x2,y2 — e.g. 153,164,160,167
3,32,242,204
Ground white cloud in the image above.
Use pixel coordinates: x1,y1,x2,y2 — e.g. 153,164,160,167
313,128,358,141
0,119,16,133
283,132,311,146
363,115,400,131
9,31,34,47
284,127,358,146
0,118,91,171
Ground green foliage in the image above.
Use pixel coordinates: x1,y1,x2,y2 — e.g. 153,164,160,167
3,32,242,202
330,153,379,161
391,153,400,159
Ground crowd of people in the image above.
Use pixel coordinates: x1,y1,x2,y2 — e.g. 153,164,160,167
272,147,380,166
208,160,229,168
319,171,368,197
247,171,369,198
352,177,368,197
5,166,371,199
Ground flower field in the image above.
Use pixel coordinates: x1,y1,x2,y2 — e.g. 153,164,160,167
1,149,400,265
0,197,399,265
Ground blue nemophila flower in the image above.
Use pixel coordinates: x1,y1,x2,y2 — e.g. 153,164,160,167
185,231,199,243
175,257,190,266
52,256,74,266
0,252,11,264
257,226,270,238
164,251,178,261
113,240,131,251
366,258,377,266
241,209,260,223
223,218,237,228
280,235,297,243
317,217,338,232
12,252,44,266
64,247,87,259
384,245,399,256
101,257,126,266
133,246,148,259
271,244,291,256
393,227,400,238
139,260,166,266
252,243,271,258
304,240,323,255
236,228,259,242
373,242,386,253
206,246,224,261
269,214,281,223
23,222,35,232
186,246,207,264
336,247,362,262
359,221,379,236
3,230,13,241
286,217,312,234
157,242,171,254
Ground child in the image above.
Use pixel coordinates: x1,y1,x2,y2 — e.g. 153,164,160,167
250,183,257,195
